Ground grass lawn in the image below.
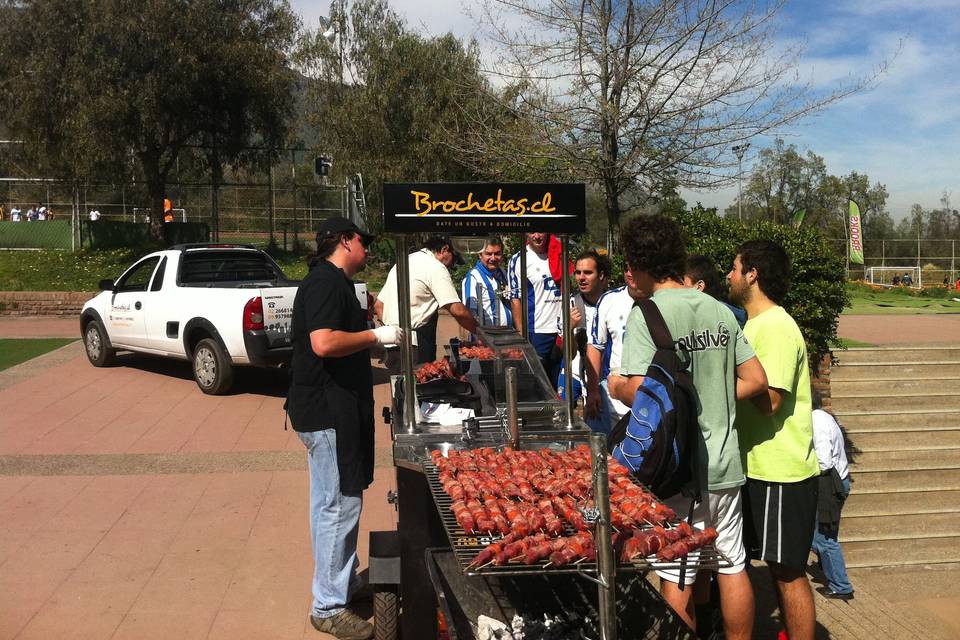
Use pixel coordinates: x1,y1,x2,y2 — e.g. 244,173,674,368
845,282,960,315
830,337,876,348
0,249,389,292
0,338,76,371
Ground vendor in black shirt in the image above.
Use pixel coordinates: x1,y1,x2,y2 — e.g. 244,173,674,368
287,217,402,640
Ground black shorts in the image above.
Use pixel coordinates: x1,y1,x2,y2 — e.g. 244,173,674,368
742,475,818,569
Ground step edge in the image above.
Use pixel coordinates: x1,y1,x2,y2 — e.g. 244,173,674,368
834,408,960,416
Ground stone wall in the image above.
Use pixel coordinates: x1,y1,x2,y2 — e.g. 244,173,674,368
0,292,93,316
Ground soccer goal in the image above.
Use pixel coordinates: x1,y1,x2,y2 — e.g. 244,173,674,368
866,266,922,289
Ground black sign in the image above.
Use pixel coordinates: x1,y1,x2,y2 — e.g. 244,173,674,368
382,183,586,234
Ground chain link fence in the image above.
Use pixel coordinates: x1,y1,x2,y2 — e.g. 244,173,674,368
831,238,960,286
0,177,353,251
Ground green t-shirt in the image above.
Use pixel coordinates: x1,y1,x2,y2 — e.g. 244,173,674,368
621,287,755,492
736,305,818,482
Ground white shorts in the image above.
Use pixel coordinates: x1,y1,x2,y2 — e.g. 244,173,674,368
655,487,747,584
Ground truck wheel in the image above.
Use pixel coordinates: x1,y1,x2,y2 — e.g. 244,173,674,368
84,320,116,367
373,587,398,640
193,338,234,395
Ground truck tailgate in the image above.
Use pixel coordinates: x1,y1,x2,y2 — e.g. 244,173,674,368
261,287,298,347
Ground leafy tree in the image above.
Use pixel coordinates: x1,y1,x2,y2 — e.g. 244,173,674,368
0,0,298,243
295,0,505,232
466,0,882,248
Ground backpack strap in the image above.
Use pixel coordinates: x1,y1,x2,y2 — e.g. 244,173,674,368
636,299,673,351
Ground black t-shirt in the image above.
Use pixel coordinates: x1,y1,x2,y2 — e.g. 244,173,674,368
287,258,374,493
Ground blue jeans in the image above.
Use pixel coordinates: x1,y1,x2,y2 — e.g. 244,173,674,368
812,475,853,594
298,429,363,618
585,379,615,435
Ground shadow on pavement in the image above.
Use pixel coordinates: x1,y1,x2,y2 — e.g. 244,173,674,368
113,352,290,397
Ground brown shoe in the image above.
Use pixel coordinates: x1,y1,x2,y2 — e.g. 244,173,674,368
310,610,374,639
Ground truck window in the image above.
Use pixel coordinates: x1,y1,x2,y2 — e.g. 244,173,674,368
116,257,161,293
150,257,167,292
178,251,284,285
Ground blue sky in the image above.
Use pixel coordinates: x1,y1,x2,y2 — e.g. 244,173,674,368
291,0,960,220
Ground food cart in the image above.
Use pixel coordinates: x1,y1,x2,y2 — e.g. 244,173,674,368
370,183,728,640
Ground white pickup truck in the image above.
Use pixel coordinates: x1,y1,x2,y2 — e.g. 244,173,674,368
80,244,369,395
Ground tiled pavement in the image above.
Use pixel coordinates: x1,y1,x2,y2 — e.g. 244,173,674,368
1,314,958,639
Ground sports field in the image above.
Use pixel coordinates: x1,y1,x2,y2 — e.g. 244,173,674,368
845,283,960,315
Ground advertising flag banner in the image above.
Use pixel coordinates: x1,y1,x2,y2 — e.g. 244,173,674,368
792,208,806,228
849,200,864,265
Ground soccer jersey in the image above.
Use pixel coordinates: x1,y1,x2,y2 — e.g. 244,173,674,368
621,287,755,491
557,292,599,400
590,286,635,418
736,305,818,483
461,260,512,327
508,247,562,335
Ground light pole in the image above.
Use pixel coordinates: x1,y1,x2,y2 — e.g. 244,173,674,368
732,143,750,222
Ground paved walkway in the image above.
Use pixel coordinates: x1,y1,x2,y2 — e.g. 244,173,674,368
0,313,957,639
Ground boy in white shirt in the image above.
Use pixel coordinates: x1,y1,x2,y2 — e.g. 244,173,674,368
508,233,563,383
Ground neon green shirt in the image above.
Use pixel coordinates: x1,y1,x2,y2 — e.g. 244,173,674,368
736,305,818,482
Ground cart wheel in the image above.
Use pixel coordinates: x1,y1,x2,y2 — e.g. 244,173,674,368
374,586,399,640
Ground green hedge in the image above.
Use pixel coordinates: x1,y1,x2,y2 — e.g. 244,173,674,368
0,221,72,249
80,221,210,249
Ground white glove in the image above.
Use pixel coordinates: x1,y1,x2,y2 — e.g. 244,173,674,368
372,324,404,346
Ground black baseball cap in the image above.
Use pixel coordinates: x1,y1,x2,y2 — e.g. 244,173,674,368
424,234,465,266
316,216,375,246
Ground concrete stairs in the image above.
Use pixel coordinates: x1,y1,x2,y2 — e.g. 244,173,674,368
832,346,960,568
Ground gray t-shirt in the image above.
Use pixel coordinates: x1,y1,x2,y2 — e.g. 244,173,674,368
621,287,754,491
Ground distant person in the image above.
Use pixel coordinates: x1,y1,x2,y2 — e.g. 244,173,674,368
891,274,900,286
461,236,512,329
955,277,960,293
89,209,101,222
37,206,47,221
10,206,21,222
557,249,611,407
943,275,950,287
810,390,854,601
376,235,476,365
508,233,564,384
163,198,175,223
25,205,36,222
902,272,913,287
684,254,747,327
586,269,642,435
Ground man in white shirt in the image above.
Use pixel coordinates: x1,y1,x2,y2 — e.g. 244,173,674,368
461,237,511,329
557,250,610,418
508,233,563,383
376,235,478,364
37,206,47,221
10,206,22,222
586,269,642,434
811,391,854,600
89,209,101,221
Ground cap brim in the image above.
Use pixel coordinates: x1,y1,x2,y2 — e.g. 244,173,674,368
358,230,376,245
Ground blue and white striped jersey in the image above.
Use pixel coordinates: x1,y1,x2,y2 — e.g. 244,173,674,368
507,247,562,335
461,261,512,327
590,285,636,417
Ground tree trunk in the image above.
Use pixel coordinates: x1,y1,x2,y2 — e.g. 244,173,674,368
604,180,621,253
142,155,167,245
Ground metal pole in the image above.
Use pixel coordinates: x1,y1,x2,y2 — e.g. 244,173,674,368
396,234,418,434
268,163,276,246
506,367,519,448
733,143,749,223
590,433,617,640
519,235,529,340
560,236,575,428
291,149,298,248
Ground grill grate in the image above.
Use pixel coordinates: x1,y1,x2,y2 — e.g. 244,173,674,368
423,463,732,577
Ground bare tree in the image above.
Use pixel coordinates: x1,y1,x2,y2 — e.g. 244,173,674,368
459,0,886,247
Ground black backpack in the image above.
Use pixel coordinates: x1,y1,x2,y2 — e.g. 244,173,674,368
608,299,700,501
